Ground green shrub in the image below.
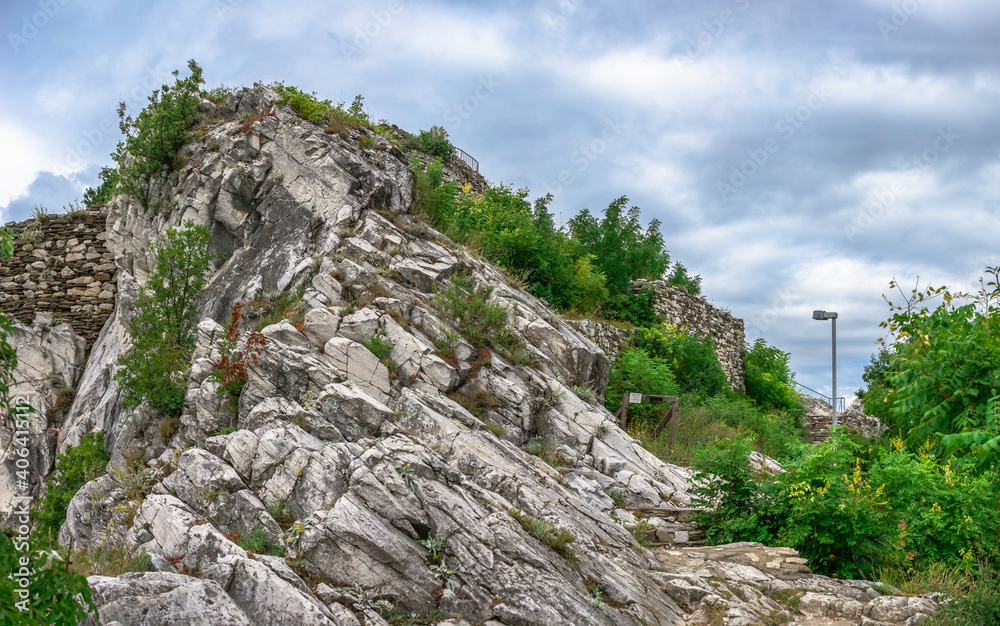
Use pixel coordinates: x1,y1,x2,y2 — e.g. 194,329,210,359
433,276,531,364
881,272,1000,467
116,221,217,415
604,348,679,425
568,196,671,295
599,286,661,327
32,432,109,543
273,86,384,135
665,262,702,296
273,83,331,124
0,532,97,624
114,60,204,206
744,337,803,416
409,154,459,224
402,126,454,161
691,435,789,546
634,325,728,397
930,579,1000,625
82,167,119,207
867,442,1000,568
779,431,897,578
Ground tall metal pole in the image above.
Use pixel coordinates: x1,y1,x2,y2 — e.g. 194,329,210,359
832,317,837,428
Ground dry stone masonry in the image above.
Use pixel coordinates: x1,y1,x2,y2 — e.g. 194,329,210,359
0,208,117,348
575,282,747,392
636,280,746,392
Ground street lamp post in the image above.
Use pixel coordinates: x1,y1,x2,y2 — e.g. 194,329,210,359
812,310,838,428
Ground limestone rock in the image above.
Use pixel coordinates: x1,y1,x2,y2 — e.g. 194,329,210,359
323,337,391,404
88,572,253,625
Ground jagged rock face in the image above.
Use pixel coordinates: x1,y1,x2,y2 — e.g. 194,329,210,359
0,313,86,517
51,85,935,625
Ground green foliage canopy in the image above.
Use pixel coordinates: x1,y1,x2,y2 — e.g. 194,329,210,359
634,325,728,397
880,270,1000,467
114,60,204,205
744,337,802,415
568,196,671,295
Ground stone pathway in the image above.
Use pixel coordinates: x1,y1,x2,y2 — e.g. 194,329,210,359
649,542,938,625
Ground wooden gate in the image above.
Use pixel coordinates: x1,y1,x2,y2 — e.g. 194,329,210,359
611,393,680,453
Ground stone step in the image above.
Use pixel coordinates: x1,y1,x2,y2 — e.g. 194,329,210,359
632,506,706,522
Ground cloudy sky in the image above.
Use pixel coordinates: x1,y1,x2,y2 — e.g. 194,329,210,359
3,0,999,400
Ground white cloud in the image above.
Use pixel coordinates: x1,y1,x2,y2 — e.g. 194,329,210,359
0,122,52,218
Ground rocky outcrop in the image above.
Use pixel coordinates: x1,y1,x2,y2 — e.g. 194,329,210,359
0,313,86,519
41,84,931,625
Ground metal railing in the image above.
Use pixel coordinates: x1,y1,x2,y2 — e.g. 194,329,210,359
453,147,479,172
797,383,846,413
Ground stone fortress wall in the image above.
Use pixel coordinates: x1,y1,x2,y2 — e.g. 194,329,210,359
0,208,116,348
575,280,746,392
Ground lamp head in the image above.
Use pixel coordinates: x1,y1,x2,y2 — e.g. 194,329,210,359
813,310,838,320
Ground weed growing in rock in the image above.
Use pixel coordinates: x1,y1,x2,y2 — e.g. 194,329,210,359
69,547,153,578
267,500,296,531
507,509,577,566
53,386,76,414
433,274,533,366
108,464,163,502
626,519,655,548
527,437,566,468
361,335,399,378
239,524,281,556
608,487,626,508
397,463,418,492
158,416,180,444
212,301,267,401
570,384,598,405
420,532,447,564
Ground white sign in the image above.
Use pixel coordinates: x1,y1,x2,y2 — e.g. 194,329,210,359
628,393,642,404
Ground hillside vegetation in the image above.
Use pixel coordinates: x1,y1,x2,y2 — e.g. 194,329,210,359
1,61,995,623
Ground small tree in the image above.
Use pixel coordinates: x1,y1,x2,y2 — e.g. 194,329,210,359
114,59,204,206
743,337,802,415
568,196,671,295
116,221,217,415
